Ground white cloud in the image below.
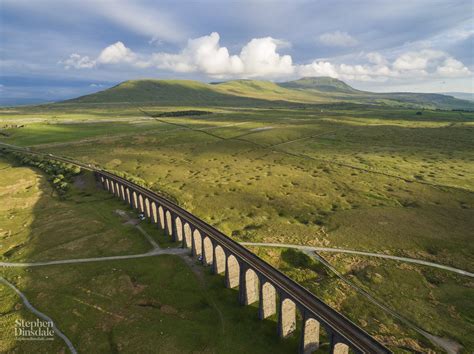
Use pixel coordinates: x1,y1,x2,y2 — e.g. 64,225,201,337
239,37,293,77
436,57,471,77
298,61,339,78
61,42,140,69
150,32,293,78
393,49,445,71
60,53,96,69
319,31,358,47
97,42,137,64
61,33,471,83
151,32,242,75
298,50,471,82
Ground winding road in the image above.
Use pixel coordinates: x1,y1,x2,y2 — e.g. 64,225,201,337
240,242,474,278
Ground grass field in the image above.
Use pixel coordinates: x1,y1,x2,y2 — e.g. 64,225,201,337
0,81,473,352
0,158,306,353
0,157,152,262
249,246,474,352
2,106,470,268
319,252,474,351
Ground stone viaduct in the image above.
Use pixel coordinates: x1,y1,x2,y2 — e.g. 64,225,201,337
97,170,391,354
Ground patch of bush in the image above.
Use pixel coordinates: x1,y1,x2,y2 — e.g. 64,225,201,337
281,248,327,275
4,150,81,195
153,110,212,117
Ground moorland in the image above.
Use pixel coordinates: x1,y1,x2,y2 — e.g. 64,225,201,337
1,77,473,353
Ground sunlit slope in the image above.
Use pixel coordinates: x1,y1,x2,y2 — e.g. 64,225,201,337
212,79,336,103
63,77,474,110
279,77,362,93
65,79,298,107
280,77,474,110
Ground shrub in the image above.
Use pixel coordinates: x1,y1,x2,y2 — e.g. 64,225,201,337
3,151,81,195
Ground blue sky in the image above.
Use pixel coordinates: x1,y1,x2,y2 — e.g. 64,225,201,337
1,0,473,103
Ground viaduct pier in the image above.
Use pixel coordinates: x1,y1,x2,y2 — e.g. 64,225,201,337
97,170,391,354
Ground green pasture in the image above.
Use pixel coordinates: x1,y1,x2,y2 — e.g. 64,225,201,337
0,96,472,352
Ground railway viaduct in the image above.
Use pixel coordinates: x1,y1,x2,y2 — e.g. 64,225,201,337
97,170,391,354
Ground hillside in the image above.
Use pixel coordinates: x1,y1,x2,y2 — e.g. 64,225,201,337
279,76,362,93
62,77,474,110
63,79,294,108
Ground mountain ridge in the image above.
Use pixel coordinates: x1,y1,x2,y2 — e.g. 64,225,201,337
63,77,474,110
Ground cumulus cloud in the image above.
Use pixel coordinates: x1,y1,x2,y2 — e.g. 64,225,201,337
151,32,293,78
61,42,139,69
436,57,471,77
61,32,471,82
239,37,293,77
97,41,137,64
392,49,445,71
151,32,243,75
319,31,358,47
299,50,470,82
60,53,96,69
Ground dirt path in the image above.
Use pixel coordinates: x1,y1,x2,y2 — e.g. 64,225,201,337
115,209,160,250
0,276,78,354
240,242,474,278
242,241,464,353
0,248,187,268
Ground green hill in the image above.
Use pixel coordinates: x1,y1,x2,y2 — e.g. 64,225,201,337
212,79,335,103
64,79,295,108
63,77,474,110
279,76,362,93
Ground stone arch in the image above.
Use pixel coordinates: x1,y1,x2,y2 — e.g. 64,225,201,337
110,180,115,194
279,298,296,338
151,202,158,224
302,317,320,353
333,343,349,354
226,255,240,288
192,229,202,257
115,182,121,198
125,188,131,205
259,281,276,319
104,179,110,191
213,245,226,274
120,185,126,201
144,198,151,218
132,191,138,210
202,237,213,265
165,210,172,236
175,217,183,242
138,194,145,213
183,223,192,249
243,268,259,305
158,206,165,229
